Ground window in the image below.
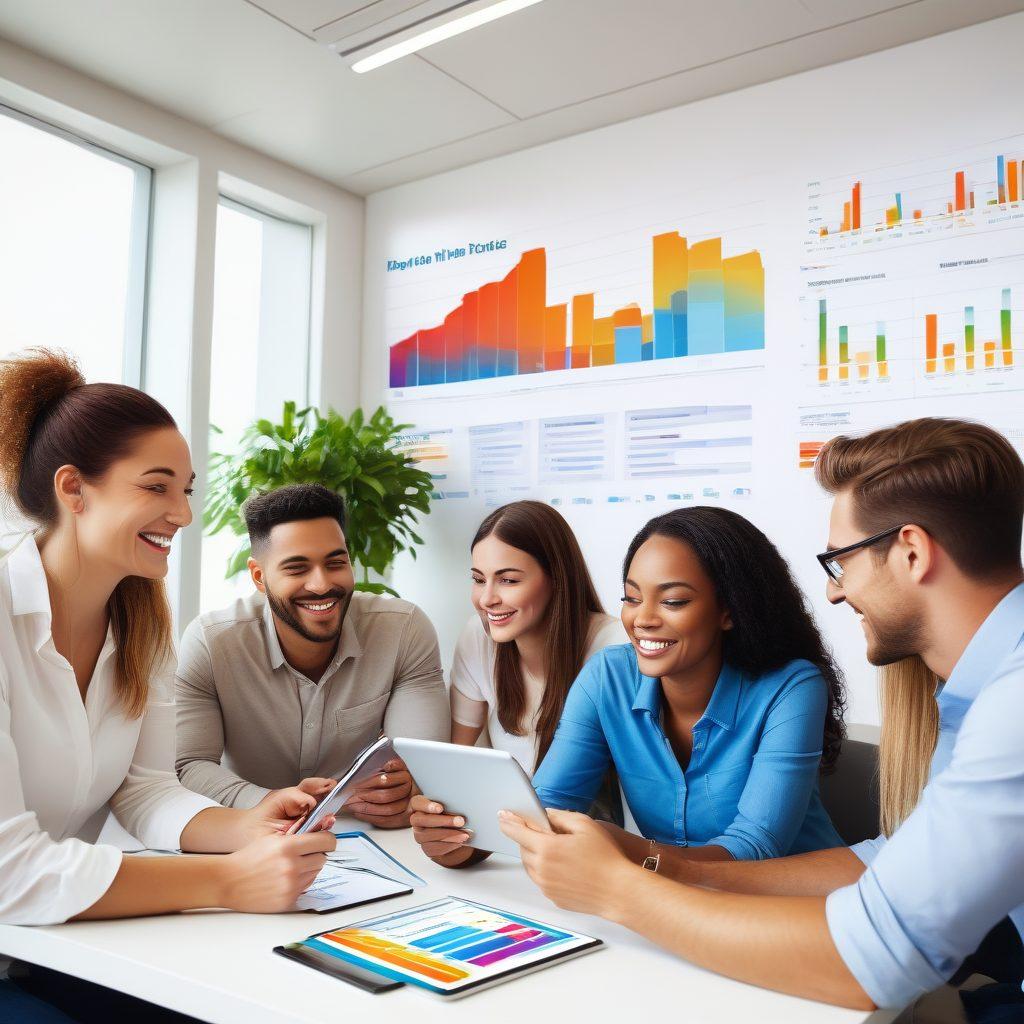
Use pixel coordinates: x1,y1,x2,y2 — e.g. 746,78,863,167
200,199,313,613
0,104,150,383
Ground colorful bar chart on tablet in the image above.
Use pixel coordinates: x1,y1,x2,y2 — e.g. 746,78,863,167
306,896,599,994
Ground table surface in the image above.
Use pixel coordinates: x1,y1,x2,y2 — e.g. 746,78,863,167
0,821,892,1024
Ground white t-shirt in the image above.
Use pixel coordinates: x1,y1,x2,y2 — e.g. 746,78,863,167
449,611,627,773
0,533,218,925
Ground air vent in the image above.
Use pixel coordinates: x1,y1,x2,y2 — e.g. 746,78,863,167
316,0,500,61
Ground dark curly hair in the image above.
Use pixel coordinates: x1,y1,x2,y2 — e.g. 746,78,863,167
622,506,846,772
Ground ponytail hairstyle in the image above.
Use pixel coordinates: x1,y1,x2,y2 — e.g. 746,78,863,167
0,349,178,718
622,507,847,773
472,501,604,764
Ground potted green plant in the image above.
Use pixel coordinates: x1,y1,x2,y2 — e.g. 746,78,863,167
204,401,433,595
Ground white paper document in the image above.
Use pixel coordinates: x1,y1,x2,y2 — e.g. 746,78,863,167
292,831,425,912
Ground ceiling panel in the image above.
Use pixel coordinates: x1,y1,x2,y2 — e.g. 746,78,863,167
213,52,515,177
0,0,1022,195
0,0,335,125
246,0,378,36
422,0,867,119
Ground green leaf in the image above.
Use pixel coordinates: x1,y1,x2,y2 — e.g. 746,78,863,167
205,401,434,584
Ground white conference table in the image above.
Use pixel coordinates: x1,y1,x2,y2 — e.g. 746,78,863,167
0,822,893,1024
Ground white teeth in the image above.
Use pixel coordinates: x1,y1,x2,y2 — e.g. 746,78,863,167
140,533,172,548
637,638,674,652
299,601,336,612
488,611,515,621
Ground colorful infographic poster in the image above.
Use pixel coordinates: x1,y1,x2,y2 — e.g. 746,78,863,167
305,897,600,995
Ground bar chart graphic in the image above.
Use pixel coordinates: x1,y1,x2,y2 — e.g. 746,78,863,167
803,267,1024,402
816,298,890,383
389,232,764,390
923,287,1016,376
806,135,1024,254
392,427,470,500
311,898,587,992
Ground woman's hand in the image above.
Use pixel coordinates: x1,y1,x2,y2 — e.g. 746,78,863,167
234,787,334,848
216,831,337,913
596,820,653,861
409,794,477,867
499,808,639,916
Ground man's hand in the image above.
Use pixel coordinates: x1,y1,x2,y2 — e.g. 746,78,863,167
343,758,414,829
499,808,639,916
297,777,336,800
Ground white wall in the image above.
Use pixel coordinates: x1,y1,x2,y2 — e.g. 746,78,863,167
0,36,365,630
361,13,1024,727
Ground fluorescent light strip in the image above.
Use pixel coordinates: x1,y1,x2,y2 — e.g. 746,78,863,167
351,0,545,73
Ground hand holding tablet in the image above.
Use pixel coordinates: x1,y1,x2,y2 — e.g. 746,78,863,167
395,738,553,861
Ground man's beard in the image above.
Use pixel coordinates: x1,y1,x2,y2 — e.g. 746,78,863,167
266,584,350,644
864,609,924,667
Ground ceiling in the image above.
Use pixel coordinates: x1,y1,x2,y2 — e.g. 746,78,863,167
0,0,1021,195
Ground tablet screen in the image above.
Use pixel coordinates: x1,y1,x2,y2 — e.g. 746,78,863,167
301,896,601,995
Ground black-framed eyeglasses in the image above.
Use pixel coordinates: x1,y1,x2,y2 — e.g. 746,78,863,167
816,525,905,584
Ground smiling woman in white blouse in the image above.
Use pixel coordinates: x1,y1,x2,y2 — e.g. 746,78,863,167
0,350,336,1018
408,500,626,868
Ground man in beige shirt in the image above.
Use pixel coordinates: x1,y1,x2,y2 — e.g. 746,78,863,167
176,484,449,827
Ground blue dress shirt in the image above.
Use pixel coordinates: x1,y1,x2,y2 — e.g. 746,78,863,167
826,583,1024,1009
532,644,842,860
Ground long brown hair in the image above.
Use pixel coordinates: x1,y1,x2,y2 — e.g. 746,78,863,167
0,349,177,718
472,501,604,764
815,417,1024,832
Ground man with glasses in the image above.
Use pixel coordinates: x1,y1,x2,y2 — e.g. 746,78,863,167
500,417,1024,1022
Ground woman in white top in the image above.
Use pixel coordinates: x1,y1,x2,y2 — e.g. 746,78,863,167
410,500,625,867
0,351,335,946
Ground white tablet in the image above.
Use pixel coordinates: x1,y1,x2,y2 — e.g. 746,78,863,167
392,738,552,858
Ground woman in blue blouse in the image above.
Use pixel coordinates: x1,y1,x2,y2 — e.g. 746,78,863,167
531,507,845,861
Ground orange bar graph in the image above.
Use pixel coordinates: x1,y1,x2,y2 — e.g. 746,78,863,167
592,315,615,366
985,340,997,368
653,232,688,309
841,201,851,233
855,351,871,379
516,249,546,375
543,304,567,371
1009,160,1019,203
497,266,518,375
955,171,966,212
925,313,938,374
799,441,825,470
852,181,861,230
942,341,956,374
478,282,499,375
571,293,594,368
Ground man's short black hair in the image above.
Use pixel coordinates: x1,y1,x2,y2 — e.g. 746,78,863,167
243,484,347,552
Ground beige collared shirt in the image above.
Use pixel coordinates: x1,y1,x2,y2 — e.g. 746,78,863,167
175,591,449,808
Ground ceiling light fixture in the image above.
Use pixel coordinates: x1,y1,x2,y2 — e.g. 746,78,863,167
350,0,545,73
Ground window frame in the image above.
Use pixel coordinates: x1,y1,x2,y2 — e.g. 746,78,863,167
217,193,314,411
0,101,152,388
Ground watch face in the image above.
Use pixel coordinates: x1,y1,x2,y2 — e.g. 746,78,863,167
642,855,660,872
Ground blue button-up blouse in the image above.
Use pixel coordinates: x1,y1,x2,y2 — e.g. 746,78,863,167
533,644,842,860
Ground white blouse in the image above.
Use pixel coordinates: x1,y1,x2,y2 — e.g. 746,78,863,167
449,611,628,773
0,533,218,925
